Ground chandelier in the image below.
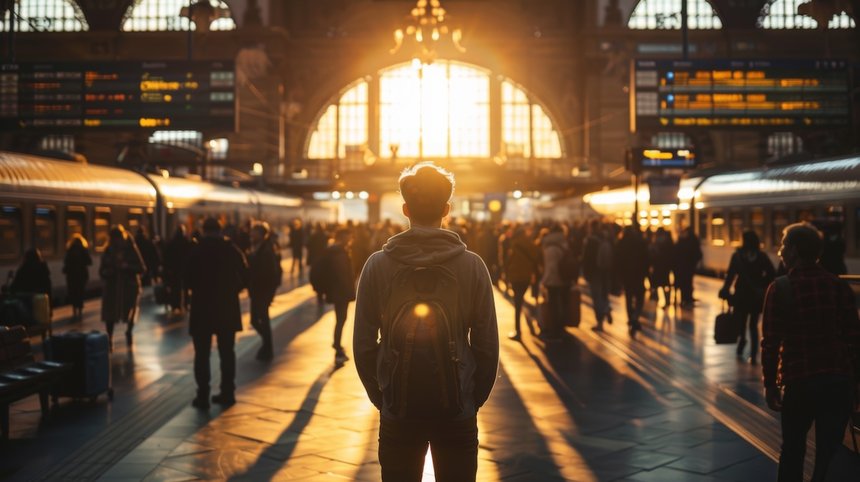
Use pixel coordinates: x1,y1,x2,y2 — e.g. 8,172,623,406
390,0,465,66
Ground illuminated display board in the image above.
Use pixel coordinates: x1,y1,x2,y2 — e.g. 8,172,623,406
0,61,235,130
631,59,850,131
637,148,696,169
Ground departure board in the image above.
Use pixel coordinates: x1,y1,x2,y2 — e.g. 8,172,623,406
0,61,235,130
631,59,850,131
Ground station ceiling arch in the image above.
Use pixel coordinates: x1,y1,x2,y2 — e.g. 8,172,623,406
306,60,564,168
121,0,236,31
627,0,723,29
0,0,88,31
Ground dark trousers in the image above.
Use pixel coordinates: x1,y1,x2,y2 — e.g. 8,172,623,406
735,308,760,358
511,281,529,334
192,331,236,397
546,286,569,337
778,375,854,482
250,297,273,356
379,416,478,482
333,301,349,349
675,270,694,303
623,281,645,327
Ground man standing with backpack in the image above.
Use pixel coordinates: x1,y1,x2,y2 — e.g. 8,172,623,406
353,162,499,481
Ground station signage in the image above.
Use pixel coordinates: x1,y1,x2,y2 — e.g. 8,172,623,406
0,61,235,131
631,59,850,131
628,147,697,172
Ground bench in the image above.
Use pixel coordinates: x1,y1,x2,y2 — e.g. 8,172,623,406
0,325,71,440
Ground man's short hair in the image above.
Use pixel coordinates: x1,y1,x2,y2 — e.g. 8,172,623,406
398,162,455,225
782,222,823,262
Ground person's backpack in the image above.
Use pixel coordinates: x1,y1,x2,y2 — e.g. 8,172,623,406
558,248,578,284
382,264,464,419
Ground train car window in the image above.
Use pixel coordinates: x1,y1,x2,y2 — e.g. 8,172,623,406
127,208,144,233
797,209,814,222
711,212,726,246
0,206,22,261
729,211,744,248
94,209,111,253
698,209,708,241
65,207,86,244
772,210,789,246
751,210,765,247
34,206,57,257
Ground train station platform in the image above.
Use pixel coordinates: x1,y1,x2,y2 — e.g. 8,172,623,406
3,276,782,481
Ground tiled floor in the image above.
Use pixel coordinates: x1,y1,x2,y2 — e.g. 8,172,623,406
3,276,782,481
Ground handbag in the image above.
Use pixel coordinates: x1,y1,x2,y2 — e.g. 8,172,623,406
713,301,739,344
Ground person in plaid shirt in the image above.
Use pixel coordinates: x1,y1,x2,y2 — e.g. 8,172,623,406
761,222,860,482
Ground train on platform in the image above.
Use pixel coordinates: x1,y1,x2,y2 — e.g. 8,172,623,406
584,154,860,275
0,151,335,301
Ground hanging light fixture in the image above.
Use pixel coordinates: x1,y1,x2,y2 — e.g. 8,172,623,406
390,0,465,65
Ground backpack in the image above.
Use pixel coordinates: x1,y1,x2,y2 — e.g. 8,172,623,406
558,247,578,283
382,264,464,419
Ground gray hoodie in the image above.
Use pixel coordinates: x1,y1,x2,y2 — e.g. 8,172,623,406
353,226,499,419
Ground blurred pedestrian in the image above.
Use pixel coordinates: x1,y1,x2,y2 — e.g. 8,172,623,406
615,225,649,336
540,223,570,340
99,226,145,352
674,226,702,307
307,223,329,305
289,218,305,278
247,221,282,362
315,228,355,365
187,218,249,409
11,248,52,300
583,221,613,331
504,225,540,340
162,226,192,314
649,227,674,308
63,234,91,321
135,226,161,286
762,222,860,482
719,231,775,364
817,221,848,276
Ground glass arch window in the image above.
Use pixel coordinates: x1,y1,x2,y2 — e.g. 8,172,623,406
1,0,88,32
628,0,723,30
122,0,236,32
307,61,563,163
759,0,855,29
308,81,369,160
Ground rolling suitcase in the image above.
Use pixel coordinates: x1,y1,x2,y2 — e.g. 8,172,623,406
47,331,113,402
713,303,739,344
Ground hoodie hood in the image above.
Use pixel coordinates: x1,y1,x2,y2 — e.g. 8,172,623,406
382,225,467,266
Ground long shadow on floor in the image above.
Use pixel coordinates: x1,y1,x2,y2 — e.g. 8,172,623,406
226,367,333,481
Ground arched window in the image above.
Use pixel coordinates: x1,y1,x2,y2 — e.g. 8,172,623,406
628,0,723,30
307,61,563,165
1,0,88,32
758,0,856,29
122,0,236,32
